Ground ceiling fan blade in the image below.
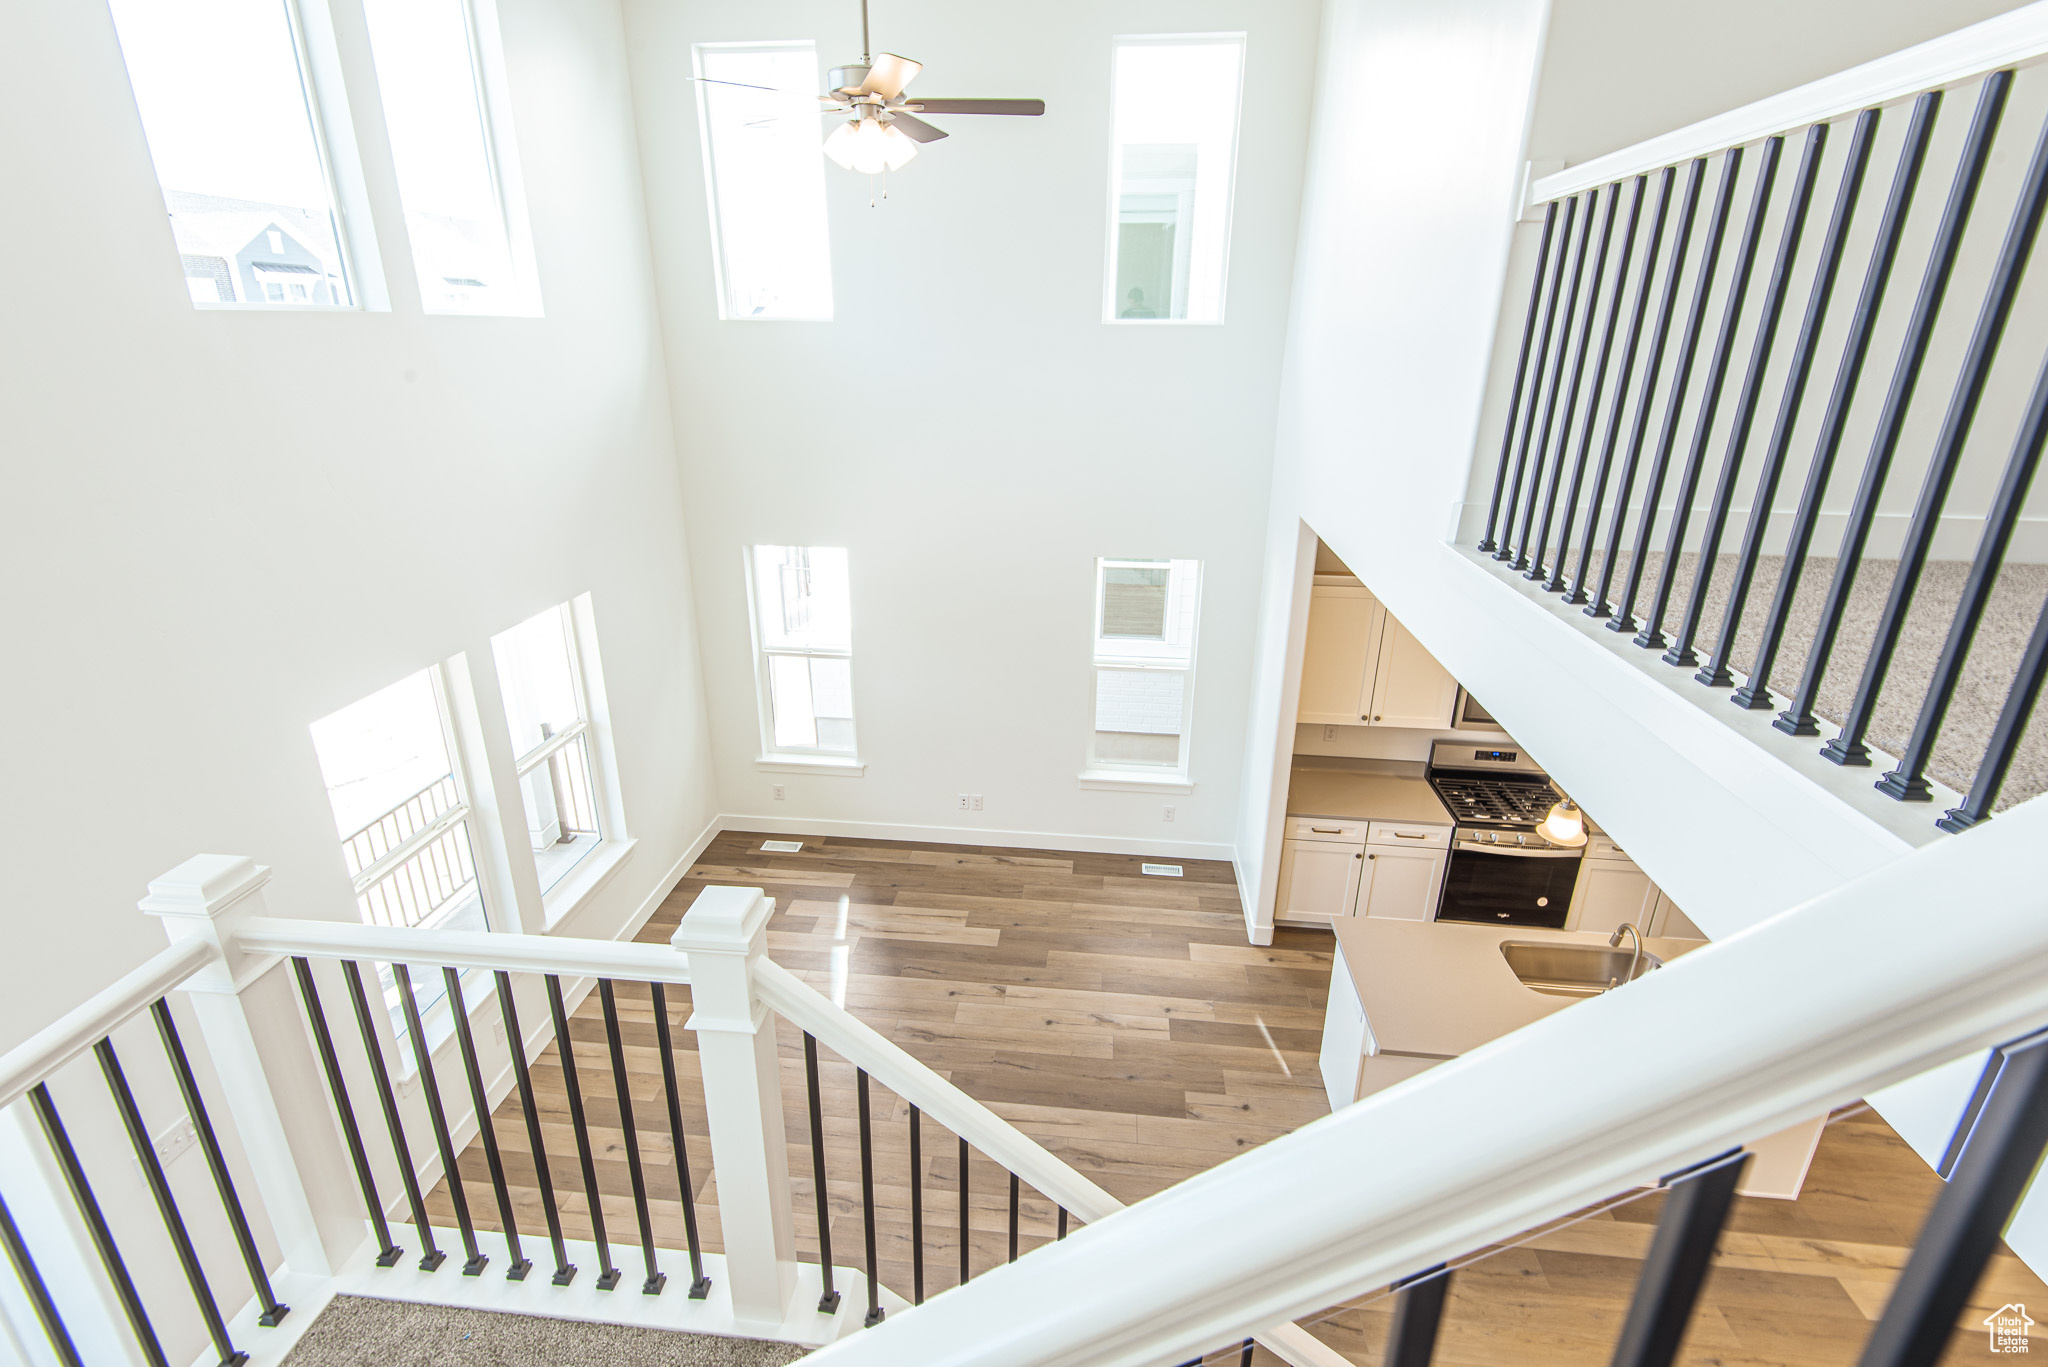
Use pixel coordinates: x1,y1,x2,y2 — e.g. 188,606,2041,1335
690,77,799,93
906,98,1045,116
860,52,922,99
888,112,949,143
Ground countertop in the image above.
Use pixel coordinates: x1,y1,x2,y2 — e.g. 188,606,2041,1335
1286,758,1452,826
1330,916,1701,1056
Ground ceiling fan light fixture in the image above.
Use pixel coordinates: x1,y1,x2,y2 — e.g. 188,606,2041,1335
823,116,917,175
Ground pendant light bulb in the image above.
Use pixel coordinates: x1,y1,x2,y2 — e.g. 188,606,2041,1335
824,117,918,175
1538,797,1587,848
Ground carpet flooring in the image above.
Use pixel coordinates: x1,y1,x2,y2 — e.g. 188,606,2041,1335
1543,549,2048,810
280,1296,806,1367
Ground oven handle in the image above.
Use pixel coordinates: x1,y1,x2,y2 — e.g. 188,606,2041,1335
1454,843,1583,859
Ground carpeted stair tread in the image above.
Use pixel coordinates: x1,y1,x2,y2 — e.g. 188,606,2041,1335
281,1295,809,1367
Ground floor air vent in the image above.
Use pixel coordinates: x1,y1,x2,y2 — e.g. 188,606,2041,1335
760,840,804,853
1141,863,1183,877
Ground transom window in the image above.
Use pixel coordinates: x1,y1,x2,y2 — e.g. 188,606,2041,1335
748,546,857,758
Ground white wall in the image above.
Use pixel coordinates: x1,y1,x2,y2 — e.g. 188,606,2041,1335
622,0,1321,859
1,0,714,1357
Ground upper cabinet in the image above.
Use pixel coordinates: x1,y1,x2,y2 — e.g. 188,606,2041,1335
1297,581,1459,729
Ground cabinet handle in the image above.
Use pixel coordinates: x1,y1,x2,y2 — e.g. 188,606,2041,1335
1393,832,1427,840
1310,826,1344,834
1374,714,1382,721
1368,853,1376,860
1354,852,1362,860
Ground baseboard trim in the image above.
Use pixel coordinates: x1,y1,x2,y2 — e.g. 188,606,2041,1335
619,815,723,940
716,813,1237,863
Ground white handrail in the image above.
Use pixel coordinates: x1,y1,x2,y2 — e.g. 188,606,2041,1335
0,937,218,1111
796,798,2048,1367
233,914,692,983
1532,0,2048,202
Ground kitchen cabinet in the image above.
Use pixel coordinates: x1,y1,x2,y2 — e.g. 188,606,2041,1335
1567,835,1708,940
1320,942,1450,1108
1280,819,1448,926
1359,824,1449,922
1276,831,1366,925
1650,890,1706,940
1297,580,1459,730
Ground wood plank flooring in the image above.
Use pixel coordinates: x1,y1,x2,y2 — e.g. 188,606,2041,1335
422,831,2044,1364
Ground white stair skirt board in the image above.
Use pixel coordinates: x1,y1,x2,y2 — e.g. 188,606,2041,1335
206,1226,904,1367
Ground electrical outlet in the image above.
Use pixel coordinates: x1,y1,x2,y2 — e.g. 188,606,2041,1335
1163,804,1176,823
1323,725,1338,741
772,783,785,801
971,795,984,811
957,793,972,811
153,1116,198,1167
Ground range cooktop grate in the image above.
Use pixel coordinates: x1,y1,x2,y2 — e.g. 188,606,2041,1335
1430,776,1560,827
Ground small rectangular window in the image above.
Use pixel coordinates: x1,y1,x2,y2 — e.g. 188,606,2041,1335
1104,35,1245,324
362,0,538,314
748,546,857,757
694,42,834,321
1091,558,1201,774
106,0,355,307
491,603,606,895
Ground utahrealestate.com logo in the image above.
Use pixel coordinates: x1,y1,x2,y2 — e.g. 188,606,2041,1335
1986,1304,2035,1353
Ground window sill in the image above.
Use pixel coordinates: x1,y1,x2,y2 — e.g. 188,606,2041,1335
756,756,867,777
1077,770,1195,794
541,837,637,933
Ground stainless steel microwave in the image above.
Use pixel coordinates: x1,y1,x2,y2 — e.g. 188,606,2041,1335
1452,688,1501,731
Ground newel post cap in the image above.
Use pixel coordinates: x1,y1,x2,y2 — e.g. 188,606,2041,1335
670,886,773,956
139,854,277,993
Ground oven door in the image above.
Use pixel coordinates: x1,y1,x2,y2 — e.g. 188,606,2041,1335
1436,842,1580,928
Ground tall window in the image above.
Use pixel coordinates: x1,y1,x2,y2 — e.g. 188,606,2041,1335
1091,559,1201,775
694,42,834,321
748,546,857,758
106,0,354,307
1104,36,1245,324
362,0,537,314
491,603,603,895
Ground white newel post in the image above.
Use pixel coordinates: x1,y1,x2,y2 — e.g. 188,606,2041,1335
671,886,799,1331
139,855,362,1277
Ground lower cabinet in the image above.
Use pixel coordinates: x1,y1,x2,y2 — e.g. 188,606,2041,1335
1277,838,1365,924
1567,836,1709,940
1320,943,1452,1109
1280,820,1449,925
1359,834,1448,922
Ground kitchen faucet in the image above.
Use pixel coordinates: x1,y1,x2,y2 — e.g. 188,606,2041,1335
1608,922,1644,988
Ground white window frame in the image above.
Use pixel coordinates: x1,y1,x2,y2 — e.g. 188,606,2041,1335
1100,32,1247,327
745,547,864,775
1081,558,1201,792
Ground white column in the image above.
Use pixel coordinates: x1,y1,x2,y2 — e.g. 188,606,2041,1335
671,886,798,1332
139,855,364,1277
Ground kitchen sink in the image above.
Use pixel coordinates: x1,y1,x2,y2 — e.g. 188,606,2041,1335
1500,941,1663,997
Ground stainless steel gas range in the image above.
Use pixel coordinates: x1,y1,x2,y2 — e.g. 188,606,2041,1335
1426,741,1581,928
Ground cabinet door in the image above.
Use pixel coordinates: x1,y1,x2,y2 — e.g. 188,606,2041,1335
1359,845,1445,922
1319,943,1369,1109
1297,586,1383,725
1367,613,1460,728
1568,859,1658,937
1277,839,1365,923
1651,889,1708,940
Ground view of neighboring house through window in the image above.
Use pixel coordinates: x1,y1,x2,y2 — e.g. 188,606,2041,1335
1091,558,1201,774
106,0,353,306
361,0,537,314
694,42,834,320
749,546,857,757
1104,36,1245,324
491,603,604,895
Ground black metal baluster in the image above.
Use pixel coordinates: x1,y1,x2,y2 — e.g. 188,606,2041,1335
909,1103,925,1305
1594,162,1699,623
649,982,710,1297
395,963,486,1276
546,974,621,1290
1847,74,2038,782
1240,1341,1255,1367
1938,582,2048,831
98,1038,244,1367
959,1135,971,1288
151,999,288,1324
1575,172,1663,610
1386,1265,1451,1367
290,957,402,1266
1611,1149,1749,1367
1740,98,1933,712
0,1186,82,1367
1528,189,1605,578
1498,196,1577,563
1058,1206,1069,1239
1859,1029,2048,1367
1549,180,1629,594
598,979,664,1294
495,971,571,1284
1616,151,1738,645
1666,133,1812,668
1008,1172,1021,1263
341,961,443,1271
803,1032,842,1312
1707,112,1876,692
29,1083,166,1367
857,1068,883,1326
1513,193,1590,572
1784,86,1980,741
445,966,529,1281
1480,201,1560,553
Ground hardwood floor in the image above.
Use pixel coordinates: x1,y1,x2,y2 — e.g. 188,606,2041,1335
422,831,2044,1364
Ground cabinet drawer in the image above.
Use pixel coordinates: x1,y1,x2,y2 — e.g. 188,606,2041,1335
1368,823,1449,849
1586,834,1630,861
1289,818,1369,842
